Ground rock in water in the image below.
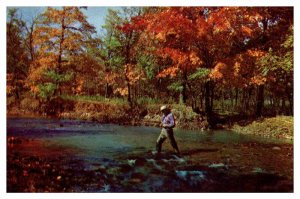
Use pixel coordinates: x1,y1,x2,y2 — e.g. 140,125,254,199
272,146,281,151
208,163,227,169
101,184,110,192
175,170,206,186
252,167,265,173
127,159,136,167
146,159,163,171
171,155,186,163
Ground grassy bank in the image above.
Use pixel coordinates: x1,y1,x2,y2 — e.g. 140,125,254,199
7,95,208,130
59,97,208,130
232,116,293,140
7,95,294,138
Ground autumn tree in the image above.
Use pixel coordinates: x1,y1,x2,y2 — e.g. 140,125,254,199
7,8,29,101
129,7,293,120
208,7,293,116
102,7,146,104
27,7,96,113
256,25,293,115
100,8,125,98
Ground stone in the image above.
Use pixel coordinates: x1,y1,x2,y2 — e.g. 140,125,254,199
252,167,265,173
208,163,226,168
272,146,281,151
175,170,206,186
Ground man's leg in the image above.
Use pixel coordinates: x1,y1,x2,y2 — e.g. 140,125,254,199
167,129,180,154
156,129,167,153
156,137,166,153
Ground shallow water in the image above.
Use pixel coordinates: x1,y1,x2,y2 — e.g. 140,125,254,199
7,118,293,192
7,118,291,162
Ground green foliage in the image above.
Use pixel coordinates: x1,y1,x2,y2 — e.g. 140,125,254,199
282,26,293,49
38,83,57,99
136,97,161,105
258,26,293,77
107,36,122,49
61,95,127,106
258,48,279,77
137,54,156,79
167,82,183,92
45,70,74,83
188,68,210,80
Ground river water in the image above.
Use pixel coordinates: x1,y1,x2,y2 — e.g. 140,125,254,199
7,118,293,192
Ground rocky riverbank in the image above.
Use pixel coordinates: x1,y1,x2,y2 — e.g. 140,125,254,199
7,136,293,192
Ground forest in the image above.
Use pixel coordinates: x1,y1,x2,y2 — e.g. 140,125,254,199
7,7,293,128
6,6,294,193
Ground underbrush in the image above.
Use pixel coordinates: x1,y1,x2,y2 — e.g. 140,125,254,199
232,116,293,140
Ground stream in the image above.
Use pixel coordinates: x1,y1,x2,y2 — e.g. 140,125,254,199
7,118,293,192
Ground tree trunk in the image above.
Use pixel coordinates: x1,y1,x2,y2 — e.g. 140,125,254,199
210,83,214,111
255,84,265,117
181,71,188,104
286,92,293,115
281,98,286,113
56,17,65,97
204,80,217,128
285,83,293,115
205,81,212,115
235,88,239,107
127,81,132,105
182,83,187,104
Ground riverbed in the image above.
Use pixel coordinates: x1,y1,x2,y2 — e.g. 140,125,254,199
7,118,293,192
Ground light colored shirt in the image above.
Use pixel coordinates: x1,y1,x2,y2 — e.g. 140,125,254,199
161,112,175,128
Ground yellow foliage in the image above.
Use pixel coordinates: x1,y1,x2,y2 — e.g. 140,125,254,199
242,26,253,36
157,66,180,78
30,85,40,94
125,64,146,85
250,76,267,85
210,62,227,79
189,52,202,66
233,62,241,76
114,87,128,96
247,49,267,57
156,32,166,42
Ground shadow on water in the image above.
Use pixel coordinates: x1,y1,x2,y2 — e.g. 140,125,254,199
7,118,293,192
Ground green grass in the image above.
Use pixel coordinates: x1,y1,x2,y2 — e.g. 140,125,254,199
136,97,162,105
61,95,128,106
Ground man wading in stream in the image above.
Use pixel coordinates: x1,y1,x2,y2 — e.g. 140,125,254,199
155,105,180,156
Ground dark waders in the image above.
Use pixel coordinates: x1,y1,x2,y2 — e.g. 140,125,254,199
156,128,180,154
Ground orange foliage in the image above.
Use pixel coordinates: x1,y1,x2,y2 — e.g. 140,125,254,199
247,49,267,58
27,7,96,96
129,7,267,83
114,87,128,96
124,64,146,85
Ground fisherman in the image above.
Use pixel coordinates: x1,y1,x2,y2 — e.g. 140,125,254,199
155,105,180,155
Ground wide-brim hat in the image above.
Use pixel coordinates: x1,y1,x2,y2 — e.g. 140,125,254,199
160,105,167,111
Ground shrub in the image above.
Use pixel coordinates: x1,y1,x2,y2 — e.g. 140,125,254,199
20,97,40,112
232,116,293,140
7,96,16,109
